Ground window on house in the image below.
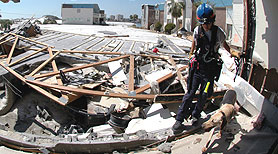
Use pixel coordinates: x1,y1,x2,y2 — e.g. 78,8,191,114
77,9,81,13
227,24,233,40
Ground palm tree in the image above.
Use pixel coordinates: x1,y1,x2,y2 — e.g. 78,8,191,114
168,0,185,31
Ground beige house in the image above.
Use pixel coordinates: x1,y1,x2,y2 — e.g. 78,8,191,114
141,4,155,29
61,4,106,25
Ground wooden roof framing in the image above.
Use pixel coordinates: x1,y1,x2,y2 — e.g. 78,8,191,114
0,33,226,106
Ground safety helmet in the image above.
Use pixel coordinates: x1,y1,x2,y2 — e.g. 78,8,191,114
196,3,216,24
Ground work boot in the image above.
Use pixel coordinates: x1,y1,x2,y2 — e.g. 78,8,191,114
172,121,186,135
191,116,199,126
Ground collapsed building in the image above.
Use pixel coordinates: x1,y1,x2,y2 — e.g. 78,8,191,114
0,21,216,153
0,0,277,152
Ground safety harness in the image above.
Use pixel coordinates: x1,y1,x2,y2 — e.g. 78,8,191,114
187,25,223,91
191,25,223,80
195,25,218,62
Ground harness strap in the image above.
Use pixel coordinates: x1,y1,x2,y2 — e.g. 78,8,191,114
197,25,218,55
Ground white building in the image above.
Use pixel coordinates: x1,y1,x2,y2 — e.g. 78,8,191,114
116,14,124,22
141,4,155,29
182,0,193,31
164,0,193,31
109,15,115,21
61,4,106,25
231,0,244,48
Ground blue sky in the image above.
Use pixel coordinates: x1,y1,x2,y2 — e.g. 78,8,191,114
0,0,166,19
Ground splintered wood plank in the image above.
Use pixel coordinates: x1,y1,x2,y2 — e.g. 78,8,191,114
10,33,49,47
48,47,83,103
9,47,48,67
26,79,155,100
0,62,65,106
0,37,15,46
28,50,61,76
6,36,19,64
34,55,129,79
48,47,62,85
0,55,7,59
0,33,10,41
128,55,135,92
135,72,174,94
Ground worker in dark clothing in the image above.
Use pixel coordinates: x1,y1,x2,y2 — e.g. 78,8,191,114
172,3,241,134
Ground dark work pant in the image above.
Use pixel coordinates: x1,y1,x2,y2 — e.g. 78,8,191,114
176,71,214,122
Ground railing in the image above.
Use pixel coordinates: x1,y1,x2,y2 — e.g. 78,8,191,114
94,13,106,18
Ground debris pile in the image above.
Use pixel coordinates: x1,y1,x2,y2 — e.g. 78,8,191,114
0,27,228,153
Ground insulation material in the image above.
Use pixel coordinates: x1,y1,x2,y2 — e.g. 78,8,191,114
145,68,172,83
108,60,127,86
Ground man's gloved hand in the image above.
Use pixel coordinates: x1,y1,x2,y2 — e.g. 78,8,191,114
230,49,241,58
189,51,193,59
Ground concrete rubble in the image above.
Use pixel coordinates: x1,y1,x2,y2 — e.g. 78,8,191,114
0,21,276,154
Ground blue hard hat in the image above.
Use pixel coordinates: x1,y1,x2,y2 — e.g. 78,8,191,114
196,3,215,24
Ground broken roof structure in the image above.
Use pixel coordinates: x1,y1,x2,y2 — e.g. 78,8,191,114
0,22,230,153
0,8,277,153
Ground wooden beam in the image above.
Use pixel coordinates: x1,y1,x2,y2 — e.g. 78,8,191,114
28,50,61,76
60,51,167,60
0,37,14,46
6,36,19,64
0,33,10,41
10,33,49,47
0,55,7,59
34,55,129,79
128,55,135,92
26,79,155,100
135,72,174,94
104,35,129,38
9,47,48,67
169,56,187,92
48,47,62,85
48,47,83,103
0,62,65,106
